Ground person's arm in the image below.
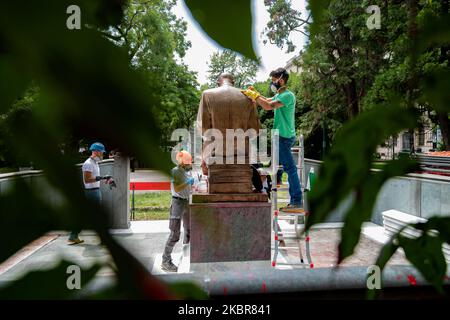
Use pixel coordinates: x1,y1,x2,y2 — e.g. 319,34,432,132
174,181,190,193
172,170,194,193
83,171,112,184
256,96,284,111
83,170,97,184
241,88,284,110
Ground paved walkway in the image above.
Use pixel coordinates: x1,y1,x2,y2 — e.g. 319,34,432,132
0,221,410,283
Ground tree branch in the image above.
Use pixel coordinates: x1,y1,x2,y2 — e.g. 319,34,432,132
124,10,144,37
293,13,312,26
99,30,122,42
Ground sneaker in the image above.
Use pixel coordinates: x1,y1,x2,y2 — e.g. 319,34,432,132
67,238,84,245
161,260,178,272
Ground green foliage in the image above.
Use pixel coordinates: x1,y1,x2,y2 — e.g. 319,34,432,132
375,217,450,296
305,0,450,297
0,0,183,299
306,104,420,261
206,50,259,88
262,0,310,53
167,281,209,300
308,0,330,37
98,0,201,145
184,0,257,60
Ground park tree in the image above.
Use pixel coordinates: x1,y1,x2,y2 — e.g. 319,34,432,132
0,0,201,169
262,0,311,53
206,50,259,88
361,0,450,150
100,0,200,145
100,0,191,68
266,0,450,150
263,1,393,154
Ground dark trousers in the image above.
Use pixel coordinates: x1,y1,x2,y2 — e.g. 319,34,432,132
163,198,190,263
69,188,102,240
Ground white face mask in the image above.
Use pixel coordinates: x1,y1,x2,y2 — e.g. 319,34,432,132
93,156,101,162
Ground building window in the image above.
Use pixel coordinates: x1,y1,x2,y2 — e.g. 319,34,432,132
402,132,411,151
418,127,425,146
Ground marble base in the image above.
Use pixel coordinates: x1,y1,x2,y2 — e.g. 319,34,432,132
189,201,271,263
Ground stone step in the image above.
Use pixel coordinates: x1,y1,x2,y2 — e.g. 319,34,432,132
382,210,450,262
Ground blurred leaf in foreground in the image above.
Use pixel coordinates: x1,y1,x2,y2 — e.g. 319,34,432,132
306,103,419,263
183,0,257,61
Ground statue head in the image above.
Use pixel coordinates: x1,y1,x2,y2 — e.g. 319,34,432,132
217,73,235,87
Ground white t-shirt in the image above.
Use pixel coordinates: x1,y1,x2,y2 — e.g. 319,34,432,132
82,157,100,189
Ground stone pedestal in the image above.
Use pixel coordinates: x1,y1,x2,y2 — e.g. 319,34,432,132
99,154,130,229
190,194,271,263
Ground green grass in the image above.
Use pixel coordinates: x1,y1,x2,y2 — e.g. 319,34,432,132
130,191,171,221
133,209,169,221
131,191,172,208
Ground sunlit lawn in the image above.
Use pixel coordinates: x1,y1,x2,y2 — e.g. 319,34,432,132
130,191,171,220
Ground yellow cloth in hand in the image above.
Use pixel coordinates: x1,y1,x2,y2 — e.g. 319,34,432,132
241,88,260,101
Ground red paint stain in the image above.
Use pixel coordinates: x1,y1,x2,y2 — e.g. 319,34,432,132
262,282,267,293
407,275,417,286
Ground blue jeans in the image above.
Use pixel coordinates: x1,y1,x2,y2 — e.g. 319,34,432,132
279,136,302,205
69,189,102,240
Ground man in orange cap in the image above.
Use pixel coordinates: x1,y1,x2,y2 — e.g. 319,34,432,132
161,150,195,272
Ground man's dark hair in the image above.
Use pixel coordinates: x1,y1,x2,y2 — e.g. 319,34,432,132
270,68,289,83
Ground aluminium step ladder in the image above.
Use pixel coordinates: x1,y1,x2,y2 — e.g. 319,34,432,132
271,132,313,268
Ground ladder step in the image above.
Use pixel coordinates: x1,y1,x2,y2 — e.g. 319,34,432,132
272,262,311,266
279,209,306,214
276,236,303,240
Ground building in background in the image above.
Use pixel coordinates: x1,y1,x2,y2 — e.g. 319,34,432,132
377,113,440,159
284,53,302,74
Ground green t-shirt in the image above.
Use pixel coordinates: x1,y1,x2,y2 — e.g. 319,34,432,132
272,89,296,138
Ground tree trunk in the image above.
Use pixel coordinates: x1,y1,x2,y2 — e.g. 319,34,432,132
345,79,359,119
339,23,359,119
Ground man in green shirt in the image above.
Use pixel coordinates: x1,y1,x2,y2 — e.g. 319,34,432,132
241,68,302,209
